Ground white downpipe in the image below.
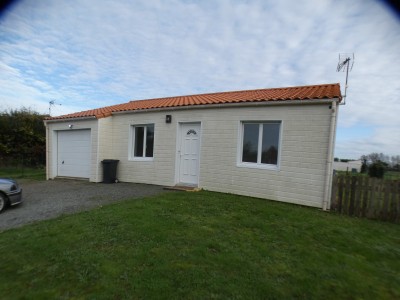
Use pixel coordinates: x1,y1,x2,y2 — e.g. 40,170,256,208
45,123,49,180
323,100,338,210
96,121,100,183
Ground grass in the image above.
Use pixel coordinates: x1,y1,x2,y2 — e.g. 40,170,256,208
0,191,399,299
0,166,45,180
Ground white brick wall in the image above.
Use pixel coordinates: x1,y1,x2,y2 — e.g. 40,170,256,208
111,112,177,186
46,102,335,207
45,119,99,181
213,105,330,207
107,103,334,207
96,117,116,182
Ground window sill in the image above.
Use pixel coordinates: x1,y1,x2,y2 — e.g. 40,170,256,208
237,162,280,171
129,157,154,162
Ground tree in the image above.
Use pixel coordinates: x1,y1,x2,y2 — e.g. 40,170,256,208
0,108,47,167
368,153,380,163
360,152,400,177
360,155,368,174
391,155,400,170
378,153,390,164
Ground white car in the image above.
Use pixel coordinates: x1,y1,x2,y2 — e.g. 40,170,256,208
0,178,23,213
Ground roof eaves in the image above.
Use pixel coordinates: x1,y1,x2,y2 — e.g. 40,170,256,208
44,115,97,123
111,97,339,116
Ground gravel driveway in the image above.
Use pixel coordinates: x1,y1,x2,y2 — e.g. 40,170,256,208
0,179,167,231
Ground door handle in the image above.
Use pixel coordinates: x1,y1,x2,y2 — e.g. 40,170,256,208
62,161,64,164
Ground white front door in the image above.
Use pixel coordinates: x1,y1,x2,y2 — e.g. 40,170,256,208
178,123,201,185
57,129,91,178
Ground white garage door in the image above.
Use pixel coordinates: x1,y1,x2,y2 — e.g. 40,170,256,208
57,129,91,178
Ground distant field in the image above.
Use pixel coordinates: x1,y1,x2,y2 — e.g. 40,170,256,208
0,166,45,180
336,170,400,180
385,171,400,180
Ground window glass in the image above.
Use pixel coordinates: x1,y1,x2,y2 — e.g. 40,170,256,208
145,124,154,157
261,123,280,165
242,123,259,163
241,122,280,167
134,126,144,157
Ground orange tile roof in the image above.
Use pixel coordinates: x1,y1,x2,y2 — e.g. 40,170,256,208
46,83,341,120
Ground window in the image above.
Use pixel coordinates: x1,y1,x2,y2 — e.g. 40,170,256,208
240,122,281,168
131,124,154,159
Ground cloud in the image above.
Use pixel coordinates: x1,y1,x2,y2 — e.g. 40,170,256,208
0,0,399,157
335,126,400,158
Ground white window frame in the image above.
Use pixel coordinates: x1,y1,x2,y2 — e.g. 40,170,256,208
129,124,155,161
237,121,282,170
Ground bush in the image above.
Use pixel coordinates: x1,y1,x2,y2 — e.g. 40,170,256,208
0,108,47,167
368,161,386,179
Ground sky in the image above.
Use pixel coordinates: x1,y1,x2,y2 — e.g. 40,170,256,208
0,0,399,159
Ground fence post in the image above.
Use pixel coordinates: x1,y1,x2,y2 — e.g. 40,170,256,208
396,181,400,223
382,181,390,221
344,176,351,214
368,178,377,219
331,174,338,210
349,176,356,216
354,176,363,217
389,181,396,222
338,175,344,213
361,176,369,218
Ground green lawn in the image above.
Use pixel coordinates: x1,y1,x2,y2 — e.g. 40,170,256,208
0,166,45,180
0,191,399,299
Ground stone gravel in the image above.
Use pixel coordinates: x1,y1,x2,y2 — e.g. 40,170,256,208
0,179,168,231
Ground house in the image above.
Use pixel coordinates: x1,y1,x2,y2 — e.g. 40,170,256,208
333,160,362,173
44,83,342,209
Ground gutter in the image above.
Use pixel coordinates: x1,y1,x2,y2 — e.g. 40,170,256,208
41,99,340,122
322,100,339,210
43,116,97,124
111,98,339,116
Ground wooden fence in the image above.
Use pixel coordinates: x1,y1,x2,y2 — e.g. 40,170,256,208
330,175,400,223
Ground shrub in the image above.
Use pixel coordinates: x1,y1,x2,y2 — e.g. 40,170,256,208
368,161,386,179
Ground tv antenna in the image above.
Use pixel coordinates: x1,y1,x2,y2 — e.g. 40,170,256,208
336,53,354,105
49,100,61,116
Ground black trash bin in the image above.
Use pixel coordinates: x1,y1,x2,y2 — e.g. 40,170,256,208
102,159,119,183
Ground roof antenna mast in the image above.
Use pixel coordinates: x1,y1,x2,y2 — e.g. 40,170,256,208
49,100,61,116
336,53,354,105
